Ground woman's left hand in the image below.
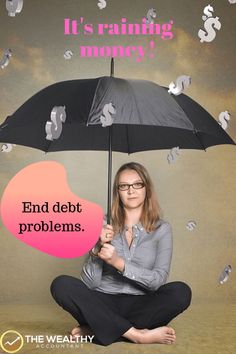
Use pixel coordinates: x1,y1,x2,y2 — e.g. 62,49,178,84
98,243,117,264
98,244,124,271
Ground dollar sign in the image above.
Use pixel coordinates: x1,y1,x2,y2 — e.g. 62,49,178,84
6,0,24,17
202,4,214,21
218,111,230,130
228,0,236,4
100,103,116,127
219,265,232,284
64,50,73,60
0,49,12,69
198,17,221,43
45,106,66,141
1,143,16,152
167,147,180,164
97,0,106,10
186,221,197,231
146,8,157,25
168,75,191,96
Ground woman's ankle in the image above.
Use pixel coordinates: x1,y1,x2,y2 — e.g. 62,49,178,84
122,327,144,343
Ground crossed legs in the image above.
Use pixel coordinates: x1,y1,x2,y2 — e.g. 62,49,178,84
50,276,191,346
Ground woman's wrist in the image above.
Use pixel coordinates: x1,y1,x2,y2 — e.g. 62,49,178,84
89,241,102,257
89,249,99,257
110,256,125,272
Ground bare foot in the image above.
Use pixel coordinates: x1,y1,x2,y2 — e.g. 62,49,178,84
123,326,176,344
70,325,94,338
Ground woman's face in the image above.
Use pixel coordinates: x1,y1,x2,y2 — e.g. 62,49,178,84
118,169,146,210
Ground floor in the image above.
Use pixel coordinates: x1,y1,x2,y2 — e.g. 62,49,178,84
0,303,235,354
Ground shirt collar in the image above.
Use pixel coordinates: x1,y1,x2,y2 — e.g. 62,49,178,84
124,222,144,232
124,219,163,233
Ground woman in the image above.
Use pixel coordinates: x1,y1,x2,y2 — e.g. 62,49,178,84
50,162,192,346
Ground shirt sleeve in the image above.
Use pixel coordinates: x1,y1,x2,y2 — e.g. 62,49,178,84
122,222,173,291
80,253,104,289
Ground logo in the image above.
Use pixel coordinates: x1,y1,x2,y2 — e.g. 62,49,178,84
0,330,24,353
0,330,94,351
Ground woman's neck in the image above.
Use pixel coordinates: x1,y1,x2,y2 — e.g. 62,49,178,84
124,207,142,228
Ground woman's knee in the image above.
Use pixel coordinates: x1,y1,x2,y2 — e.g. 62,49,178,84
161,281,192,310
173,281,192,310
50,275,72,300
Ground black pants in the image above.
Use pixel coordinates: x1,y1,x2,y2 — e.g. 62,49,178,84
50,275,192,346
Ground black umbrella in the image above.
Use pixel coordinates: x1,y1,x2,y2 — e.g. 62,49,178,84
0,59,235,222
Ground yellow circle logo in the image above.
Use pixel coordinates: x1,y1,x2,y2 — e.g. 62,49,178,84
0,331,24,353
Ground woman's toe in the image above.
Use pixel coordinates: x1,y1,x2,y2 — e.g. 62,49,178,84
167,327,175,335
71,327,80,336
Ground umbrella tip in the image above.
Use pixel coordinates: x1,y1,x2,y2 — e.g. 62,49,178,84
110,58,114,77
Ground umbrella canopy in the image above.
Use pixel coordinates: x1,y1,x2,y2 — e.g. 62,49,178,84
0,68,235,221
0,76,234,152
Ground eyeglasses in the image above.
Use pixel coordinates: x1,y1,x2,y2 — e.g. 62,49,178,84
117,182,145,191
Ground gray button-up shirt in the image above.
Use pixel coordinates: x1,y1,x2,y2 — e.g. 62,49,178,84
80,219,173,295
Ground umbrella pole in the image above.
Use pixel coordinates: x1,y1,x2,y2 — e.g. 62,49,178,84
107,125,112,224
106,57,114,225
110,57,114,77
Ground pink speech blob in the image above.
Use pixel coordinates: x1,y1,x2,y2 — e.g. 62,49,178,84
0,161,104,258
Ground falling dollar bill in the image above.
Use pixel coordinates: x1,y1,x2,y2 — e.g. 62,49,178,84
100,103,116,127
198,5,221,43
97,0,106,10
218,111,230,130
1,143,16,153
146,8,157,25
6,0,24,17
0,49,12,69
45,106,66,141
168,75,191,96
64,50,73,60
186,220,197,231
167,147,180,164
219,265,232,284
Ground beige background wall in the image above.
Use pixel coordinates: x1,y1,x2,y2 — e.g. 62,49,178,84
0,0,235,305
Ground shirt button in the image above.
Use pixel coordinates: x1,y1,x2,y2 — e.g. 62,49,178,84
125,273,128,276
133,244,135,247
134,225,138,229
134,234,138,237
140,227,143,231
132,275,135,279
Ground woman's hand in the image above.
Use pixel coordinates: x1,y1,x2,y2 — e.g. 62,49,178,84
90,224,114,257
99,224,114,246
98,244,125,272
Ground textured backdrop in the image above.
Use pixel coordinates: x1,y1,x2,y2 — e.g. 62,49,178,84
0,0,235,305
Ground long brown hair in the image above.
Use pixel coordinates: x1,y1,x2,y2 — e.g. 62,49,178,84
111,162,161,233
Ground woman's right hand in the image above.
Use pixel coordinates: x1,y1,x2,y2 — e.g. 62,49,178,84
99,224,114,246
